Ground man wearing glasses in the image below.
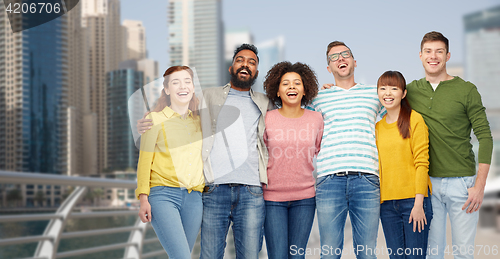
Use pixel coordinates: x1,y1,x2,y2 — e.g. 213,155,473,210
310,41,383,259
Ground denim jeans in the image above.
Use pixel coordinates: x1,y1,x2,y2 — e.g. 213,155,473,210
316,173,380,259
200,184,265,259
427,176,478,259
380,196,433,259
264,197,316,259
148,186,203,259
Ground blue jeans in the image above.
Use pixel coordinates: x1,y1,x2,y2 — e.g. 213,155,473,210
148,186,203,259
427,176,478,259
380,196,433,259
264,197,316,259
200,184,265,259
316,173,380,259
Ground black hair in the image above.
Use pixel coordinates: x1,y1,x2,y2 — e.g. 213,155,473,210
233,43,259,62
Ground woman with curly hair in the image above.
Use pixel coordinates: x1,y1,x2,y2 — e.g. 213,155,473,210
263,61,324,258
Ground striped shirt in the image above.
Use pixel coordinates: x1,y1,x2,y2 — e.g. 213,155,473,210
310,84,384,177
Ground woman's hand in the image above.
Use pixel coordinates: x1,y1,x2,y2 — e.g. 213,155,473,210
138,194,152,223
409,194,427,232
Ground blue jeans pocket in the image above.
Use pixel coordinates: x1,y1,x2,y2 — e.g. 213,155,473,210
461,175,476,188
316,175,329,189
362,174,380,188
246,186,263,197
460,176,475,196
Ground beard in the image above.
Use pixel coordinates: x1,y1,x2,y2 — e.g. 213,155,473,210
230,66,257,89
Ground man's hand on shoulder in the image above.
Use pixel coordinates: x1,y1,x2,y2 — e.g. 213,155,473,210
137,111,153,135
321,83,334,90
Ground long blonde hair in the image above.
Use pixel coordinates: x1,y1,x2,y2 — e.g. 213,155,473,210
152,66,200,116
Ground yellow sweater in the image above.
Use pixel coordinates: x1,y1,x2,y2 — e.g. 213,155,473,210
376,110,432,203
135,106,205,199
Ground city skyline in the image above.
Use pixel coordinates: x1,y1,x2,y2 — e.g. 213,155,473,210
122,0,499,97
1,1,498,177
167,0,225,89
0,2,499,258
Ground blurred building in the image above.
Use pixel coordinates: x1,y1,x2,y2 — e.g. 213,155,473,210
224,28,254,83
65,1,93,177
137,59,159,85
0,0,73,206
106,63,143,172
122,20,147,61
81,0,125,175
464,5,500,110
0,1,67,175
478,129,500,229
446,63,464,79
168,0,224,89
254,36,285,94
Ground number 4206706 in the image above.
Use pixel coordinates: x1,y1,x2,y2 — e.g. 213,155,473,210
5,2,62,14
443,245,498,256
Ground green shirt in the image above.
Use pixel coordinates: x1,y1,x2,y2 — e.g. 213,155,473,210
406,76,493,178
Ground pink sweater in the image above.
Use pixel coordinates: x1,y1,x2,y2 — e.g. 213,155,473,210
263,109,323,201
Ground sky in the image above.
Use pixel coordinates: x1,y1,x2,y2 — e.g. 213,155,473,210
121,0,500,86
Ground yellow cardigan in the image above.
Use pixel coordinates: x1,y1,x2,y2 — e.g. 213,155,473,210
376,110,432,203
135,106,204,199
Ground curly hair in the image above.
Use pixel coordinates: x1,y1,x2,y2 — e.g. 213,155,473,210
263,61,319,107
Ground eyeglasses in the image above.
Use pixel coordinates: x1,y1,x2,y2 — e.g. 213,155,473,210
327,50,352,62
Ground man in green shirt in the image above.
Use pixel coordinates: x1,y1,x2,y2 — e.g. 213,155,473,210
406,31,493,259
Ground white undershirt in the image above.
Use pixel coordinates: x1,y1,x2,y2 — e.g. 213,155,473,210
431,83,439,91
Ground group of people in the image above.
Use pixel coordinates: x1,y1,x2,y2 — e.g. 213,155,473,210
134,31,493,259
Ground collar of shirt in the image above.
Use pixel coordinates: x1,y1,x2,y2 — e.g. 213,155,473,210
161,106,194,119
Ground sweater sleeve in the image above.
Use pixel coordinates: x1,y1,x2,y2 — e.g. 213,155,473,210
135,122,160,199
375,122,382,177
411,112,430,195
264,112,271,147
466,86,493,164
315,117,324,156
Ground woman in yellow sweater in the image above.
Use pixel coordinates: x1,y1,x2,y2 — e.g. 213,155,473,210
376,71,432,259
136,66,204,258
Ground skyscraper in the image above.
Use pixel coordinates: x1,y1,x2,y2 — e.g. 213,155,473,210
254,36,285,93
464,5,500,182
81,0,125,174
464,5,500,109
66,1,91,176
168,0,224,89
123,20,147,61
0,0,67,174
106,63,143,172
107,58,158,173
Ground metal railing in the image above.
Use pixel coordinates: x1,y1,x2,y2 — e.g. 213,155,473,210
0,170,164,259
